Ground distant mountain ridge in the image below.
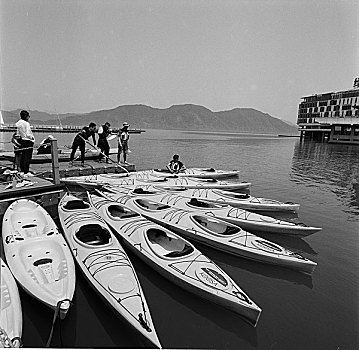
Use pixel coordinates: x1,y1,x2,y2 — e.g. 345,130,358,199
2,104,299,135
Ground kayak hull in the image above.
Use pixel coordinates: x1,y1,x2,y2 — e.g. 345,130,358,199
0,258,22,348
2,199,75,318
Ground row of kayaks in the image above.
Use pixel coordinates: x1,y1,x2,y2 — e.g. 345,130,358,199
1,168,321,348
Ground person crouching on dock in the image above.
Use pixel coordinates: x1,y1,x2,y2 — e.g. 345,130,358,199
69,122,97,167
167,154,186,174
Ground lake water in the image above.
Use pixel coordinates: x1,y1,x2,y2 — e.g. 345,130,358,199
3,129,359,349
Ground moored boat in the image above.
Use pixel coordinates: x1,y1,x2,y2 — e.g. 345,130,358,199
147,187,300,213
2,199,75,319
102,190,317,274
60,173,251,191
0,258,22,348
89,192,262,327
57,193,161,348
138,168,240,180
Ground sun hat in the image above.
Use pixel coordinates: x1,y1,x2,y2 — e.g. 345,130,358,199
122,122,130,127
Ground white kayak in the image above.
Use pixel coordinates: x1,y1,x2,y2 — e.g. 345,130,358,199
89,193,262,327
0,258,22,348
61,173,251,191
138,168,240,180
58,193,161,348
148,187,300,213
2,199,75,319
105,188,320,237
103,190,317,274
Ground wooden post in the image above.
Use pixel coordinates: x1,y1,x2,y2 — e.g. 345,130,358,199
50,139,60,184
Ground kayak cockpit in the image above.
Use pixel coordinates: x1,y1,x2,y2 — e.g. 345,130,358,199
107,204,140,220
75,224,112,246
191,215,241,236
63,200,90,210
186,198,227,209
132,188,159,195
134,199,170,211
146,228,194,258
214,190,250,200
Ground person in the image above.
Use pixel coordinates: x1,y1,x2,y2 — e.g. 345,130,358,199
69,122,96,166
97,122,112,162
10,132,22,171
166,154,186,174
117,122,130,164
15,110,35,175
37,135,55,154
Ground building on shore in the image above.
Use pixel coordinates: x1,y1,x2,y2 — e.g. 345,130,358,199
297,78,359,144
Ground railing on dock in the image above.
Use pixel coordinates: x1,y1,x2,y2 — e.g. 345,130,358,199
0,124,145,134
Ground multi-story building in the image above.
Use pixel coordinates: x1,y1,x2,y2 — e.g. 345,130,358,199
297,78,359,144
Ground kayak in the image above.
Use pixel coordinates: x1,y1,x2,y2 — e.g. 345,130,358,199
102,184,300,213
2,199,75,319
102,190,317,274
143,187,300,213
136,175,250,191
89,193,262,327
61,173,251,191
0,258,22,348
138,168,240,180
106,189,320,237
58,193,161,348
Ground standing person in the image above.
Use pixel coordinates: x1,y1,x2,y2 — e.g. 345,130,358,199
69,122,96,167
15,110,35,176
117,122,130,164
97,122,112,163
166,154,186,174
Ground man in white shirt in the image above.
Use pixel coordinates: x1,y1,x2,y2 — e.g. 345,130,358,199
15,110,35,175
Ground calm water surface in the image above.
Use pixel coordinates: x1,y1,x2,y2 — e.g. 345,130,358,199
4,130,359,349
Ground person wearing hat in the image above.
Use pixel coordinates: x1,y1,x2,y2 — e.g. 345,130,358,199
117,122,130,164
37,135,55,154
15,110,35,175
97,122,112,162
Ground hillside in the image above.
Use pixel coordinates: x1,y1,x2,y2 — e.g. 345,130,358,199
2,104,299,135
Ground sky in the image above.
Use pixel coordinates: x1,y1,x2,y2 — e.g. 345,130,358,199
0,0,358,123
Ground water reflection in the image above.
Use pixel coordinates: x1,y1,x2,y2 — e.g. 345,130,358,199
291,141,359,219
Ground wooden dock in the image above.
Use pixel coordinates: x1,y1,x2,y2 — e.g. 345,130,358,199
0,138,135,215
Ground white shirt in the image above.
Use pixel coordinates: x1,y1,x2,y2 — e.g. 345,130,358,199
15,119,35,141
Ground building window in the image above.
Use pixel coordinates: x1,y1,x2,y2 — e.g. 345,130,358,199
334,126,342,134
354,128,359,136
345,110,352,116
330,100,337,105
344,127,352,135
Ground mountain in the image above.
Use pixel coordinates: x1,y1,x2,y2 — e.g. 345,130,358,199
3,104,299,135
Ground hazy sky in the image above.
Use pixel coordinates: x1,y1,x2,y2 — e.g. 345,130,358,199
0,0,358,123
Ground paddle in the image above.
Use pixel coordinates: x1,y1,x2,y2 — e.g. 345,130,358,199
77,134,129,174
